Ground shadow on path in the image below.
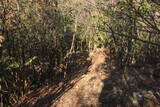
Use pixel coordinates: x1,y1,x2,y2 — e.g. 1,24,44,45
99,67,160,107
18,51,91,107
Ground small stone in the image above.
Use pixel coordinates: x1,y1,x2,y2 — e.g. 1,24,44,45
133,92,143,101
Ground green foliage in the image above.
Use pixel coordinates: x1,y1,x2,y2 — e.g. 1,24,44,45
139,1,151,13
103,0,160,67
1,0,160,106
0,56,20,69
25,56,38,66
117,1,130,10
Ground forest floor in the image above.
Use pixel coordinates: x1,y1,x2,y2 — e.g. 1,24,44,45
16,48,160,107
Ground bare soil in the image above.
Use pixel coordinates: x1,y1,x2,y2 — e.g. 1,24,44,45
17,48,160,107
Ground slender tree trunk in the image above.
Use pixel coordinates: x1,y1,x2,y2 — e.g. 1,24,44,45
0,36,4,58
70,20,77,53
0,1,6,58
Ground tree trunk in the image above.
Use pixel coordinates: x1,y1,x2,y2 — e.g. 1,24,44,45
70,20,77,53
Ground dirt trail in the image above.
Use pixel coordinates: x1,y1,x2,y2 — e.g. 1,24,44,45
16,48,109,107
52,48,109,107
17,48,160,107
53,72,107,107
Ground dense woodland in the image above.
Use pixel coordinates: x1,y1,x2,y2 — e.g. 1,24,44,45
0,0,160,106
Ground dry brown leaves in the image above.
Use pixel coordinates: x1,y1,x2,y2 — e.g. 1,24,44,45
0,35,5,47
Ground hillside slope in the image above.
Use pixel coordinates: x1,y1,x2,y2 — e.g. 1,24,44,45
17,48,160,107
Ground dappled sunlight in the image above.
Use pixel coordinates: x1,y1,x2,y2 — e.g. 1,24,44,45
1,0,160,106
16,51,91,107
16,47,160,107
